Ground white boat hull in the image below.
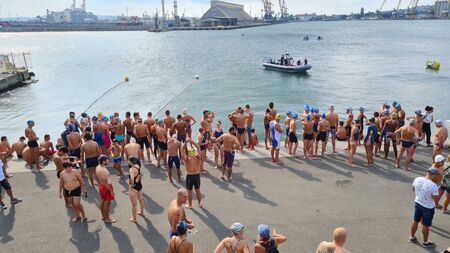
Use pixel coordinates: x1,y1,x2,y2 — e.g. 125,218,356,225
263,63,312,73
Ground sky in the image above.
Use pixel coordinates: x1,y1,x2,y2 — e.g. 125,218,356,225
0,0,438,18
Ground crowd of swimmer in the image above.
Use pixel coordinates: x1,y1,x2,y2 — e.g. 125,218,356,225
1,101,448,252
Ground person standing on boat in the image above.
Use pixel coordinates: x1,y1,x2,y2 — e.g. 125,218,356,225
304,58,308,65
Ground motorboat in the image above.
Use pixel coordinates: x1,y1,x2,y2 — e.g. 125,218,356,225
263,53,312,73
303,35,310,40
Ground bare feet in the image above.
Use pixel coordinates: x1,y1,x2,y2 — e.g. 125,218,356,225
347,162,356,168
138,211,145,217
185,205,193,209
104,219,117,223
198,202,203,208
71,216,81,222
129,218,137,223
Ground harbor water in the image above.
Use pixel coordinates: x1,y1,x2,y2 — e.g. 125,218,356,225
0,20,449,140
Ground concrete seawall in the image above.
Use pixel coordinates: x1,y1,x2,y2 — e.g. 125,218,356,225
0,71,30,93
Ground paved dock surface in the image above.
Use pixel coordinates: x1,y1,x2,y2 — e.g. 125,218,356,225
1,143,449,253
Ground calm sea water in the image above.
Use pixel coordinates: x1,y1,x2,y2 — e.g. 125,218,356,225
0,20,449,141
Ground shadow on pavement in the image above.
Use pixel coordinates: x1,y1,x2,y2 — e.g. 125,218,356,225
230,173,278,207
143,193,165,215
105,223,135,253
0,205,15,243
137,216,167,253
191,207,228,241
69,221,101,253
32,170,50,190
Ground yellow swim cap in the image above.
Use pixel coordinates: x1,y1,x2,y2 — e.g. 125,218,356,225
391,112,398,120
188,148,196,157
275,114,281,120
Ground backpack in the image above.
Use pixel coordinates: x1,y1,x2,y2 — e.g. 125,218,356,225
260,239,279,253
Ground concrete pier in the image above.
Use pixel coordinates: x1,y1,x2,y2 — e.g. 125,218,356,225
0,70,32,93
1,142,449,252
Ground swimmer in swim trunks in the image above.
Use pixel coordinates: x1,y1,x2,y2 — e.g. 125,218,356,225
134,118,151,162
109,139,125,178
344,108,354,151
168,135,182,183
167,189,194,238
230,108,247,152
336,121,347,141
215,127,240,181
288,114,299,158
156,120,169,167
284,111,293,149
11,136,27,160
263,108,272,150
24,120,42,170
326,105,339,153
59,162,87,222
123,111,134,143
81,132,101,187
432,120,448,161
315,113,330,157
96,155,116,223
182,139,203,208
302,115,314,160
112,117,126,157
395,120,419,171
381,112,399,159
181,109,196,139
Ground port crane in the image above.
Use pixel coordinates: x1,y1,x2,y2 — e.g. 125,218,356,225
378,0,387,11
392,0,403,18
278,0,288,20
261,0,274,20
406,0,419,19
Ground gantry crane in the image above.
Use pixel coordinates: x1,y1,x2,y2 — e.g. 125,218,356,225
392,0,402,18
406,0,419,19
278,0,288,20
379,0,387,11
261,0,274,21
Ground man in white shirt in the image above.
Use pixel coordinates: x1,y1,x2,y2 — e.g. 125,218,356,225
410,167,440,248
0,160,22,210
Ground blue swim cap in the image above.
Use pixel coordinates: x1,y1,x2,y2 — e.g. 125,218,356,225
395,103,401,109
258,224,271,238
310,107,316,113
306,115,311,121
286,111,292,116
316,108,320,113
392,101,398,107
176,221,188,234
293,113,299,119
304,104,310,111
359,107,364,113
26,120,34,125
346,107,353,113
103,116,109,122
321,113,326,119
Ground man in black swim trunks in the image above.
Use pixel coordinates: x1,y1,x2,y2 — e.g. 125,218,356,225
395,120,419,171
59,162,87,222
302,115,315,160
156,120,169,167
24,120,42,170
81,132,101,187
182,139,203,208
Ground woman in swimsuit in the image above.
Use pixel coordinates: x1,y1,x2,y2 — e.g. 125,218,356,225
128,157,144,223
167,221,193,253
348,120,360,167
213,121,224,169
198,128,208,173
214,222,250,253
